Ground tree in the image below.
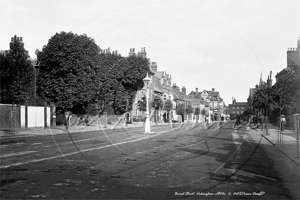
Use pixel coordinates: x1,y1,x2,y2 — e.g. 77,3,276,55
137,95,147,112
194,107,200,123
185,105,193,123
0,35,35,105
176,104,185,123
164,99,173,123
271,64,300,114
36,32,101,115
95,50,152,115
201,109,207,122
151,95,163,123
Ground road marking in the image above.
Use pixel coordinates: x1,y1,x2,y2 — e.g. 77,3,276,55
0,151,37,158
0,129,173,169
32,143,43,146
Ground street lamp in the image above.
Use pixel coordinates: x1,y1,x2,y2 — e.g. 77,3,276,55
143,73,153,134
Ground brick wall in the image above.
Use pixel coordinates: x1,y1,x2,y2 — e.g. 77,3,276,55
0,104,20,129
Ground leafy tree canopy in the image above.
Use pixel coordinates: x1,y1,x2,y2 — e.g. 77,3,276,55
185,105,193,115
36,31,101,111
151,95,163,110
0,35,35,105
194,107,200,115
164,99,173,112
176,104,185,116
137,95,147,112
201,109,206,116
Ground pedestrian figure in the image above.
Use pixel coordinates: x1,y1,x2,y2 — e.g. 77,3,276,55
280,115,286,131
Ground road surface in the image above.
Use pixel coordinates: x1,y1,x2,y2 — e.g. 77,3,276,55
0,121,298,199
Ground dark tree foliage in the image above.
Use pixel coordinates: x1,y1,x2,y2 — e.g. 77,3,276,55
95,52,152,115
194,107,200,123
185,105,193,115
36,31,154,116
201,108,206,116
36,31,100,112
176,104,185,115
137,95,147,112
194,107,200,115
164,99,173,112
251,87,270,115
164,99,173,123
185,105,193,123
246,64,300,125
151,95,163,123
0,35,35,105
271,64,300,114
176,104,185,122
151,95,163,110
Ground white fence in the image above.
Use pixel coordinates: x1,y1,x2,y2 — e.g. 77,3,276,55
0,104,54,129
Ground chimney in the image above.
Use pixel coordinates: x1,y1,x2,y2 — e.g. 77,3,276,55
129,48,135,56
20,37,22,41
212,88,215,92
196,88,198,93
150,62,157,72
182,86,186,94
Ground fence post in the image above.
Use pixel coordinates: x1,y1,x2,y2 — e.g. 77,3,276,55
25,105,28,128
104,112,107,129
44,102,47,128
50,103,56,127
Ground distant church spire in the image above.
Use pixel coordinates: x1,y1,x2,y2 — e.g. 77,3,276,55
259,72,263,87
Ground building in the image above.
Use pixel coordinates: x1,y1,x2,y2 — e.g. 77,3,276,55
287,37,300,66
188,88,225,121
131,51,178,123
227,98,247,118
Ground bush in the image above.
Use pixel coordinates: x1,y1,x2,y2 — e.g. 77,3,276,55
56,113,65,125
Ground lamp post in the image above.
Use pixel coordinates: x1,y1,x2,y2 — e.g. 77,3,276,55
143,73,152,134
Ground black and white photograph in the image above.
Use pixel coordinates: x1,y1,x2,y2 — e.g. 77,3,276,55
0,0,299,199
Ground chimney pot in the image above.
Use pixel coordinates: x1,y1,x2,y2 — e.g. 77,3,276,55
212,88,215,92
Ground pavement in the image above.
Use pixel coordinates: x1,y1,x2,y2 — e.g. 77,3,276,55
248,122,300,164
0,121,183,138
0,119,214,138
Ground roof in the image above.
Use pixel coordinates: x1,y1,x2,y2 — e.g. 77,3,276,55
154,71,164,79
208,91,220,97
149,76,163,93
171,87,186,101
228,102,247,107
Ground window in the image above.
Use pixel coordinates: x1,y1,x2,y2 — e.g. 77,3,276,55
237,107,239,109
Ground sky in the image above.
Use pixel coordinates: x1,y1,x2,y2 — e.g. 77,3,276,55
1,0,299,105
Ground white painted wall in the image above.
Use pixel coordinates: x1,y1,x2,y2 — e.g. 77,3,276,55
47,107,50,126
28,106,44,127
21,106,25,127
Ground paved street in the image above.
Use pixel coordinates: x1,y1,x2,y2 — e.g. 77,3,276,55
0,121,299,199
